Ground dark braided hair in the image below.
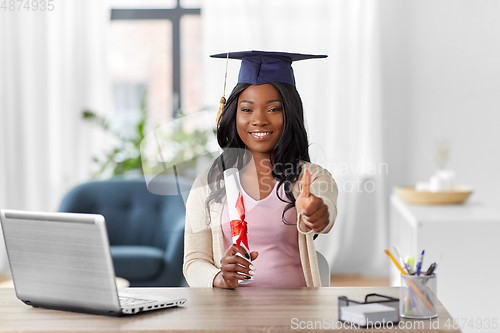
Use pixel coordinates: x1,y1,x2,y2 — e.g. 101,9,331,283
205,82,310,224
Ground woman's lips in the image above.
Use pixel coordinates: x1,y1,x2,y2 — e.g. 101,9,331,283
249,131,273,140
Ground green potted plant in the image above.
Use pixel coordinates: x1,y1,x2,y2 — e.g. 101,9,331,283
82,94,216,179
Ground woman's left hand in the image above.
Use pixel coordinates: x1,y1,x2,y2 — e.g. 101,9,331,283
295,169,329,233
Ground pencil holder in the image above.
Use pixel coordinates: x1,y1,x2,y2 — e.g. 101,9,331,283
400,274,437,319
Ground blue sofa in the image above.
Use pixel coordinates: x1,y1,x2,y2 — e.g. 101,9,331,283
59,177,192,287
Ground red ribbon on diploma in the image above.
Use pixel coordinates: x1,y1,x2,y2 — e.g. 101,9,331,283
230,192,249,250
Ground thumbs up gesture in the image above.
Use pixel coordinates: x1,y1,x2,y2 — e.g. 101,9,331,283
295,169,330,233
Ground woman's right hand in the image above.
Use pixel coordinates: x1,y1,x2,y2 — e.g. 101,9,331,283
213,244,258,289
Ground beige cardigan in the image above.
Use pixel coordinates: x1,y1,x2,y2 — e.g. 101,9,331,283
183,162,338,288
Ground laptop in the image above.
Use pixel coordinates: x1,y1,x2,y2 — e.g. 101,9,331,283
0,209,186,316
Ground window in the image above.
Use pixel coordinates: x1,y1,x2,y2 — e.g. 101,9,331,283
110,0,201,135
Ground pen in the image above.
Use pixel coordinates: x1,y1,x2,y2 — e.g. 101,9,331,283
425,253,443,275
405,257,415,275
416,250,425,275
425,262,436,275
404,261,414,275
408,257,415,271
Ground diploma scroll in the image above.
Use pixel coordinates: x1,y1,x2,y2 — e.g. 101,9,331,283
223,168,253,284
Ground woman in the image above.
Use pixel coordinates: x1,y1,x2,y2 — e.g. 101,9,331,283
183,51,338,288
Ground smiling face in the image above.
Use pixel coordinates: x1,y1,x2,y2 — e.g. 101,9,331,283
236,84,284,159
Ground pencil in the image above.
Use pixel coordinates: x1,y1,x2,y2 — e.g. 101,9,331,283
384,249,406,275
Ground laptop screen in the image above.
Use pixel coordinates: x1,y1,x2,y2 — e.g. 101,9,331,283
0,210,121,314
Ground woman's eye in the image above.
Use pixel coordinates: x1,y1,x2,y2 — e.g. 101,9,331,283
269,107,282,112
241,108,252,113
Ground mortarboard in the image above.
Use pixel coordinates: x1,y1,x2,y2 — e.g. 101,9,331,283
211,50,327,124
210,50,327,86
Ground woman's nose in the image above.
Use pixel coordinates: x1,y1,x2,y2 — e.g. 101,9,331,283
251,110,268,126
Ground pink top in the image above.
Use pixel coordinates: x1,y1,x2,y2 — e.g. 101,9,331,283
222,181,307,287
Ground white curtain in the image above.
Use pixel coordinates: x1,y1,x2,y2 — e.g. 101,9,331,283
202,0,388,276
0,1,112,275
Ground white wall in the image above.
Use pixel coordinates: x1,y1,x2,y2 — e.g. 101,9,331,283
380,0,500,209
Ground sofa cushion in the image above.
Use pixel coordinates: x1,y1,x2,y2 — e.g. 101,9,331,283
111,246,164,282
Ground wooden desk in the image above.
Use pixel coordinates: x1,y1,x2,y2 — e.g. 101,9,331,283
0,287,459,332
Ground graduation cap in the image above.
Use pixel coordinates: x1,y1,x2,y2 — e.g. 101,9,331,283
210,50,327,86
211,50,327,123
